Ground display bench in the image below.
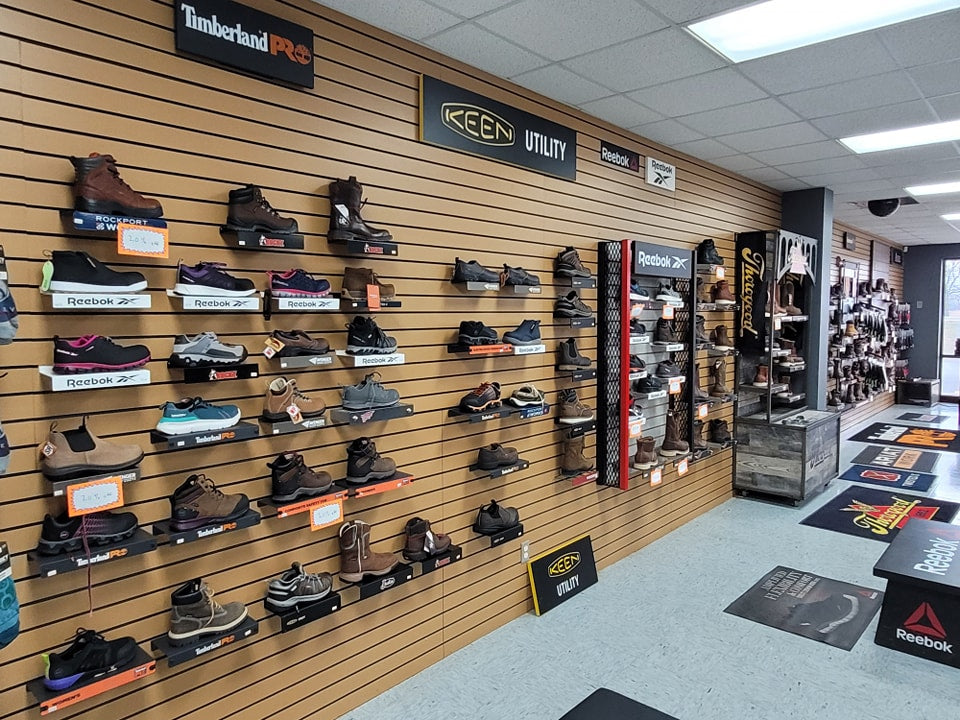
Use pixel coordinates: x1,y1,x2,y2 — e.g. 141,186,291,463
734,409,839,505
897,378,940,407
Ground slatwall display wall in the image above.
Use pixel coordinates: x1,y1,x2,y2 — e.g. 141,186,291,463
0,1,781,718
829,221,905,431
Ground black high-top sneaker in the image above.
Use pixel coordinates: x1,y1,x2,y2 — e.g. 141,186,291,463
696,238,724,265
327,176,393,243
45,251,147,293
345,316,398,355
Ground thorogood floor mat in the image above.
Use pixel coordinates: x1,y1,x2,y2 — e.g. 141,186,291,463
560,689,678,719
849,423,960,453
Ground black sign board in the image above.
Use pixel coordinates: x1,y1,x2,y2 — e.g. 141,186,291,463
631,240,692,279
874,519,960,595
600,141,640,172
735,231,767,353
419,75,577,180
175,0,314,88
853,445,941,473
527,534,597,615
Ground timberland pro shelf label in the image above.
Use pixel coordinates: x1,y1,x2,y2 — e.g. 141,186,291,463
600,141,640,172
420,75,577,180
527,534,597,615
175,0,314,88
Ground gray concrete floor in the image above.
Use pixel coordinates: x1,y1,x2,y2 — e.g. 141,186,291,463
342,404,960,720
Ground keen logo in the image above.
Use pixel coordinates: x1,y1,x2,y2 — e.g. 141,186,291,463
441,103,515,146
547,552,580,577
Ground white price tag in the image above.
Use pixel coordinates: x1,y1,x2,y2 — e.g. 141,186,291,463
650,468,662,486
715,266,725,280
310,498,344,531
677,458,689,476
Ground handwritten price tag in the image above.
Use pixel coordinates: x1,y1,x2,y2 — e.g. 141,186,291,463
677,458,689,476
649,467,662,487
628,418,644,438
698,404,708,419
117,223,168,258
661,304,674,320
263,336,284,359
67,476,124,516
310,498,343,531
715,266,725,280
669,379,682,394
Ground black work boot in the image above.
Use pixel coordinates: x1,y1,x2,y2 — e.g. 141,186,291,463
696,238,723,265
327,176,393,243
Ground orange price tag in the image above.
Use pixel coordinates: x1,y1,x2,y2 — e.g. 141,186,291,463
669,378,681,394
628,418,643,438
661,304,674,320
715,266,725,280
67,475,125,517
677,458,689,476
309,497,344,531
698,404,708,419
117,222,168,258
649,467,662,487
366,284,381,311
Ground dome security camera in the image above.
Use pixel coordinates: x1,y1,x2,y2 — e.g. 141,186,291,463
867,198,900,217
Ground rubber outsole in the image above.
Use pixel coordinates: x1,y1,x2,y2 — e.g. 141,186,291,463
42,456,144,481
48,280,148,293
167,608,248,645
339,564,398,583
271,486,332,503
169,503,249,532
172,283,256,298
37,525,138,556
53,357,150,373
344,470,395,485
75,198,163,219
270,289,331,297
155,413,241,436
345,344,398,355
167,352,248,368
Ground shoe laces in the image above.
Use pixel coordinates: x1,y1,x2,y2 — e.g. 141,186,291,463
470,381,494,396
194,473,225,498
199,582,226,618
361,371,384,389
103,158,133,191
67,627,104,644
253,188,282,218
287,379,313,402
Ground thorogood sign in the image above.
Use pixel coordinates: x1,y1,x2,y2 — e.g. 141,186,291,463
735,232,767,353
527,535,597,615
175,0,314,88
419,75,577,180
632,240,692,280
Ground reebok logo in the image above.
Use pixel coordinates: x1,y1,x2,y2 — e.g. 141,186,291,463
634,250,688,270
914,537,960,576
898,602,952,653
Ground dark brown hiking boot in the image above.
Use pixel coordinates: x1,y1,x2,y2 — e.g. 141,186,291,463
262,377,326,422
693,420,708,451
561,433,594,475
167,579,247,646
341,266,396,300
268,452,333,502
710,359,731,397
339,520,399,582
710,324,733,350
226,184,298,233
711,279,736,306
694,363,710,401
632,436,657,470
269,329,330,356
709,419,731,443
476,443,519,470
39,417,143,480
169,474,249,531
402,517,452,561
70,153,163,218
779,280,802,316
327,176,393,242
660,412,689,457
345,437,396,484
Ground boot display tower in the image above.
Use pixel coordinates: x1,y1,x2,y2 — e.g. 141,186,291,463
732,230,839,504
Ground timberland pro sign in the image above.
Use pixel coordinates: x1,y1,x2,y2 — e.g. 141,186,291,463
175,0,314,88
600,141,640,172
631,240,692,280
528,534,597,615
419,75,577,180
646,157,676,191
850,423,960,453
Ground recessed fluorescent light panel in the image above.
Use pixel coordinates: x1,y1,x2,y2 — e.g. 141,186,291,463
943,213,960,221
906,181,960,196
840,119,960,154
688,0,960,63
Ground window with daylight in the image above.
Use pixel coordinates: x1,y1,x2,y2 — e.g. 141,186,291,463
941,259,960,398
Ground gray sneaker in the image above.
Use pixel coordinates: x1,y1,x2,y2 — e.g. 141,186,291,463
265,562,333,610
341,372,400,410
169,332,247,367
167,578,247,645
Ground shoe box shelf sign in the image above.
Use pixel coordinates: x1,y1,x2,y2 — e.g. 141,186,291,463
527,534,598,615
420,75,576,181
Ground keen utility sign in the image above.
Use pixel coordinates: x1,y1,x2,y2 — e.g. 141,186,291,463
527,534,597,615
646,156,676,191
632,240,693,280
175,0,314,88
420,75,577,180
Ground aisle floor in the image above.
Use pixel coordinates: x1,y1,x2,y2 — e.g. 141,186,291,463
343,404,960,720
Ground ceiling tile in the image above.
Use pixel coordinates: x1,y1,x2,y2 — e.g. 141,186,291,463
778,72,922,119
794,168,884,187
631,118,705,146
422,0,519,19
475,0,667,62
832,180,906,198
423,24,549,77
639,0,749,23
742,167,791,183
776,155,867,178
909,59,960,98
578,95,664,128
767,178,812,192
678,98,800,136
317,0,461,39
511,64,612,105
738,34,899,95
929,92,960,120
857,144,960,169
878,11,960,68
748,140,851,166
711,155,766,172
626,68,767,117
562,28,725,92
671,137,738,160
716,122,829,153
811,100,939,138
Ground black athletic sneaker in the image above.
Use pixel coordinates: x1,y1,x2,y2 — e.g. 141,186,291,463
503,319,541,345
500,264,540,286
458,320,499,345
473,499,520,535
554,290,593,318
43,628,138,691
37,510,139,555
45,251,147,293
630,320,647,336
345,316,398,355
173,261,256,297
53,335,151,373
634,376,663,393
453,258,499,284
656,360,682,378
459,382,501,412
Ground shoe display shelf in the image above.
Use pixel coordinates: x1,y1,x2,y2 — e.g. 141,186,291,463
329,403,415,425
351,563,416,600
556,418,596,437
554,313,596,328
565,469,599,487
220,226,305,251
257,487,349,519
335,349,405,367
474,523,524,548
733,230,839,505
30,528,158,578
446,342,546,356
339,295,402,311
166,289,260,312
333,471,415,497
151,508,261,546
260,415,328,436
263,290,340,318
558,366,597,382
41,290,152,310
452,279,542,295
448,402,551,424
151,615,259,668
150,421,260,450
26,645,156,715
38,366,151,392
167,361,260,384
554,273,596,289
327,235,398,257
469,459,531,479
273,353,334,370
63,210,167,235
46,467,142,498
266,591,343,633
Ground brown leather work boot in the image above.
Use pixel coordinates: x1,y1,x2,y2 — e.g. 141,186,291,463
226,184,298,233
39,417,144,480
711,279,736,306
262,377,326,422
339,520,399,582
694,363,710,401
710,359,731,397
660,412,689,457
561,432,594,475
693,420,708,451
632,436,657,470
70,153,163,218
169,474,249,531
341,267,396,300
710,324,733,350
402,517,452,561
753,364,769,387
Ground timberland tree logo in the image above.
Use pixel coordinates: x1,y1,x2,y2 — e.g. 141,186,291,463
180,3,311,65
842,496,941,535
739,247,764,340
441,103,515,146
898,602,952,653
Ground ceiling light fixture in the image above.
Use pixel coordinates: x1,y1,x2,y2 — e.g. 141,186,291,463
906,181,960,196
687,0,960,63
840,119,960,154
943,213,960,221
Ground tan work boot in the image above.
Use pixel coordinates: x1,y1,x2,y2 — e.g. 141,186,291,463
39,417,144,480
262,377,326,422
561,433,594,475
660,412,689,457
339,520,399,582
169,474,249,531
341,266,396,300
632,436,658,470
558,388,594,424
780,280,802,316
70,153,163,218
710,359,731,397
711,279,736,306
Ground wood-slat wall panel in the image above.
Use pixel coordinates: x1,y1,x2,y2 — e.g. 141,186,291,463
0,1,781,718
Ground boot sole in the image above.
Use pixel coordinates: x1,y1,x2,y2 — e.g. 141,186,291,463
167,352,248,367
53,357,150,373
223,222,298,234
345,344,399,355
714,300,736,306
558,416,594,425
344,470,395,485
167,609,248,646
561,465,595,476
339,562,399,583
37,525,138,555
48,280,148,293
458,335,500,345
155,413,241,435
170,504,249,531
503,338,541,346
460,399,501,413
631,462,656,470
261,410,326,423
659,449,686,457
554,309,594,318
75,199,163,219
271,485,333,503
342,289,396,301
42,455,144,480
327,230,394,243
555,269,591,278
558,364,591,371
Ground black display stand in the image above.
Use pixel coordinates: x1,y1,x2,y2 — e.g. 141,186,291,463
419,545,463,574
220,227,305,250
333,471,414,498
560,689,678,720
329,403,414,425
260,416,328,435
558,419,596,437
150,421,259,450
265,591,342,633
31,529,157,578
64,210,167,234
469,459,530,479
152,509,261,545
478,523,524,547
170,362,260,384
328,236,398,256
448,406,513,423
48,467,141,497
151,615,259,667
355,563,414,600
